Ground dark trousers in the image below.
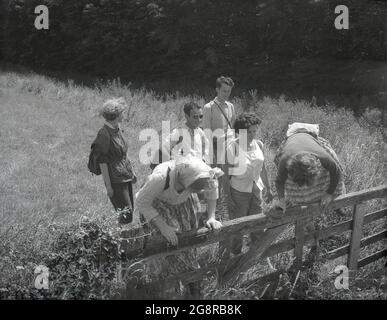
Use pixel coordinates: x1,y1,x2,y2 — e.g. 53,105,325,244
227,185,264,254
109,181,133,223
219,185,264,258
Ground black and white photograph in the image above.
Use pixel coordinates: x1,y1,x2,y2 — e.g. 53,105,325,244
0,0,386,305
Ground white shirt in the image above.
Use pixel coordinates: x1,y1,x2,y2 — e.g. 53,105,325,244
161,123,210,163
203,97,236,133
202,98,236,165
227,138,265,193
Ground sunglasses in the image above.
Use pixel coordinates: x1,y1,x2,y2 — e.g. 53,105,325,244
192,115,203,120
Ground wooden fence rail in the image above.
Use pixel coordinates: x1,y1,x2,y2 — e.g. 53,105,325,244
120,184,387,287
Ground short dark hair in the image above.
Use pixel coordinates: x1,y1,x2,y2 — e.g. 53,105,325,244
216,76,234,89
286,152,320,187
183,101,201,116
233,112,262,134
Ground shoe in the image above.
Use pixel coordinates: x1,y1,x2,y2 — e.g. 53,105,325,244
118,210,133,224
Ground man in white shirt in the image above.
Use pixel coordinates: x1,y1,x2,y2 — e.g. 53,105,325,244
203,76,236,166
155,102,210,165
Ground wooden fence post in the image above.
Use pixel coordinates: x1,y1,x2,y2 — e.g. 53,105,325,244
294,218,306,270
348,203,366,271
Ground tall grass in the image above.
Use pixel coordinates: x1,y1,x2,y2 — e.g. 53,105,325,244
0,70,385,299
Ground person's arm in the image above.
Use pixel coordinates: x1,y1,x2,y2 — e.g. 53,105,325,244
257,140,273,201
206,198,217,221
94,129,113,196
100,163,113,197
200,166,223,230
260,163,273,202
318,154,341,208
203,185,222,231
203,104,215,163
223,140,236,201
274,157,288,209
226,139,240,173
135,173,180,245
319,155,341,195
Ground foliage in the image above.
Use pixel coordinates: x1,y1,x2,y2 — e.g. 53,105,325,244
0,215,122,299
45,218,121,299
2,0,387,84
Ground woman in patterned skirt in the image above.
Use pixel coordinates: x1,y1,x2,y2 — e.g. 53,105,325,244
134,156,223,298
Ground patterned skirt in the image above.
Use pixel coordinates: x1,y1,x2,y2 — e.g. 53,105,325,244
280,136,346,206
141,194,201,282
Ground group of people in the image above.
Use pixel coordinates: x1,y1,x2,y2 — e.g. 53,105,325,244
90,76,345,297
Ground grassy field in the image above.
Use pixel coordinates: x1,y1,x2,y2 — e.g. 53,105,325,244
0,70,385,299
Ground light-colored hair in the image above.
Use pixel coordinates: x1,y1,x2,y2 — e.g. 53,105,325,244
175,156,223,188
100,97,127,121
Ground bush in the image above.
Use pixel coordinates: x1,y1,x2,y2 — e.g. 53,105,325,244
45,218,121,299
0,216,123,300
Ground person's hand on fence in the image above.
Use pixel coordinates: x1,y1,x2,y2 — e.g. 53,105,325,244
320,193,334,209
159,223,179,246
151,215,179,246
266,198,287,218
205,217,222,232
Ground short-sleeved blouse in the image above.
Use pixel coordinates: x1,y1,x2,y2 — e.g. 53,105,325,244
93,124,134,183
227,138,265,193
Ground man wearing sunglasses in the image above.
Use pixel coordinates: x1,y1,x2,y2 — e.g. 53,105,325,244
156,101,210,164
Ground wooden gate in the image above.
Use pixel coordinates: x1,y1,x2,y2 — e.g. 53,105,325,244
120,185,386,290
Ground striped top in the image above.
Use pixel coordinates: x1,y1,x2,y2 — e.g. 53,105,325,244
275,133,341,199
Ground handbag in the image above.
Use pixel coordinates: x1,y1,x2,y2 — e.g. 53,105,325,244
88,126,111,175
